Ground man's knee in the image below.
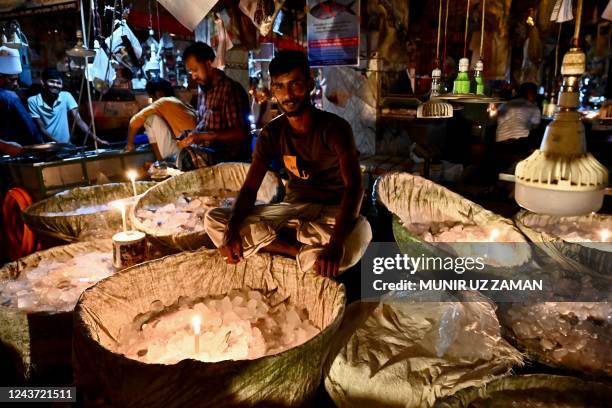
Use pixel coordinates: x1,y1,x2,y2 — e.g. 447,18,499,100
204,207,232,246
204,207,231,228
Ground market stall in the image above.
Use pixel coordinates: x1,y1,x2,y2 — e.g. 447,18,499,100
0,0,610,406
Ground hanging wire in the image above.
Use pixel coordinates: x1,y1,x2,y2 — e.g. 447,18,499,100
554,22,562,79
435,0,442,64
442,0,450,74
463,0,471,57
479,0,486,60
100,0,119,101
156,0,162,39
146,0,151,24
573,0,583,47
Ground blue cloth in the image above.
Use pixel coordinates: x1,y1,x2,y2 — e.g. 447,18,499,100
0,88,43,145
27,91,78,143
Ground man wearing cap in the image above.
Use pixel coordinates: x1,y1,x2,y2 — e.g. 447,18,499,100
0,45,44,155
27,68,108,146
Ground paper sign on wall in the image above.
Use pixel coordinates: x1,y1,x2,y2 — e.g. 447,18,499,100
307,0,360,67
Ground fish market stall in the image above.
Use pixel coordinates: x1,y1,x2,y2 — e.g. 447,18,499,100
23,181,156,242
1,146,155,200
73,250,345,407
0,240,113,382
374,172,532,269
132,163,284,250
515,211,611,275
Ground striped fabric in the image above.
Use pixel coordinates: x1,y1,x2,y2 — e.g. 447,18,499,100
196,69,249,132
495,98,541,142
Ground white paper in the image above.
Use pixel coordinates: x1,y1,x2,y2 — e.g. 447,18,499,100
603,0,612,21
550,0,573,23
157,0,218,32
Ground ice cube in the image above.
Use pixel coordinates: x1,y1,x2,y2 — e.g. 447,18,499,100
159,204,176,213
248,290,263,302
222,310,240,325
285,308,301,328
220,296,232,313
17,292,38,309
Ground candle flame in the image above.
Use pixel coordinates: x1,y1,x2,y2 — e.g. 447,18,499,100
192,315,201,335
127,170,137,182
600,229,610,242
489,228,500,242
488,103,497,118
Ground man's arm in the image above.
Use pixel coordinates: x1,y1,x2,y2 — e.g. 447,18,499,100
126,103,163,151
32,117,60,143
315,132,364,277
182,82,250,148
8,94,43,144
125,122,139,152
218,157,269,263
27,97,57,143
70,109,109,146
177,127,246,148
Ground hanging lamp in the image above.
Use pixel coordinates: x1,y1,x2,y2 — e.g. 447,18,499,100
452,0,472,94
437,0,499,103
417,0,453,119
473,0,486,95
514,0,608,216
66,29,96,58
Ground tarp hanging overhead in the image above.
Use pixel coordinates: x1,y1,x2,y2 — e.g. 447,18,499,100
157,0,219,32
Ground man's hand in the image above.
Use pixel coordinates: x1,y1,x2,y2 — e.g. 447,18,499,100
314,242,343,278
125,142,136,152
177,132,196,149
219,226,243,264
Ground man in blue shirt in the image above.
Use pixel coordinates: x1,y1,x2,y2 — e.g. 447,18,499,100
28,68,108,146
0,46,43,155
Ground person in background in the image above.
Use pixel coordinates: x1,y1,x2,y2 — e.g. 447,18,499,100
27,68,108,146
125,79,196,162
486,82,542,183
495,82,541,147
0,46,43,156
205,51,372,278
177,42,250,169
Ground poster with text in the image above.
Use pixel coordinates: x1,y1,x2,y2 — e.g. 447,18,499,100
307,0,360,67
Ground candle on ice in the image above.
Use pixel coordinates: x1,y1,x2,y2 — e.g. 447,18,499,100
110,200,127,232
192,315,201,354
127,170,137,197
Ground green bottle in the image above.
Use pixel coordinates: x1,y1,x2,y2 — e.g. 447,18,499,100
453,57,471,94
542,92,549,116
474,60,485,95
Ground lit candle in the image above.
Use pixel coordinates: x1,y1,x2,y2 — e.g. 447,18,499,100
192,315,201,354
488,103,497,118
600,229,610,243
127,170,137,197
488,228,500,242
110,200,127,232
